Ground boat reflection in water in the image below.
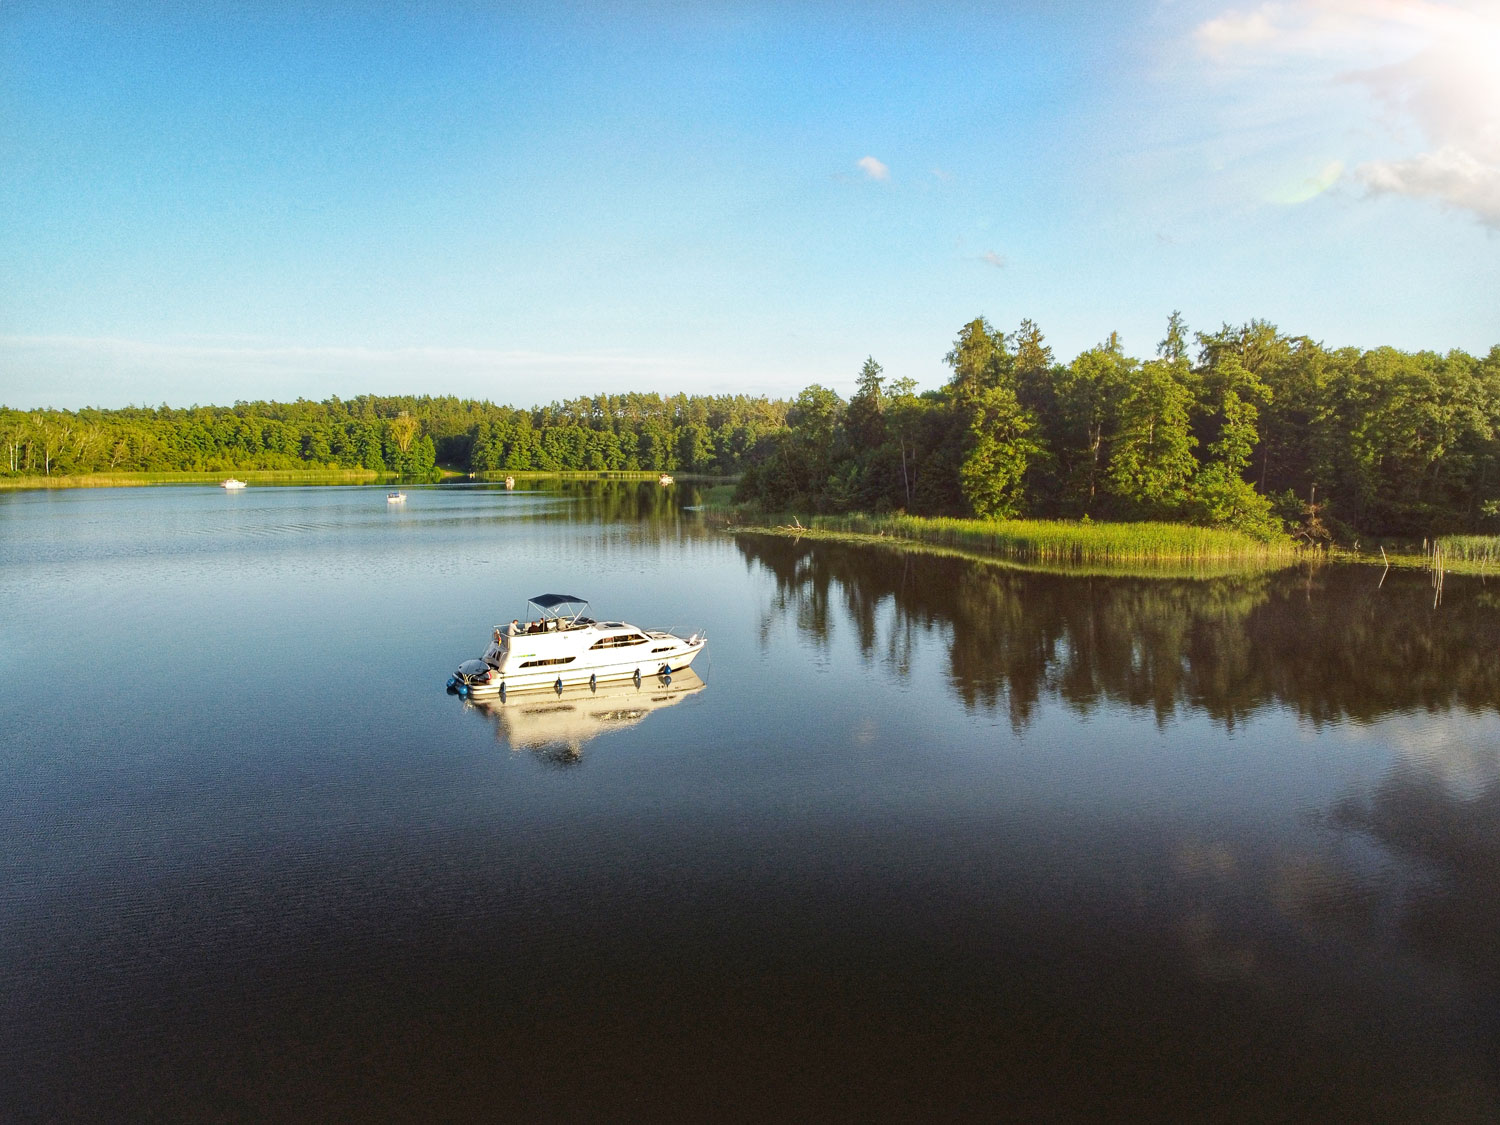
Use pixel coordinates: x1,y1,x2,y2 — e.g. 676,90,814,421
462,668,706,764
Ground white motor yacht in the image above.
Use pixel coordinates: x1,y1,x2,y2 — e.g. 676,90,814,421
221,478,247,489
449,594,705,697
387,491,406,503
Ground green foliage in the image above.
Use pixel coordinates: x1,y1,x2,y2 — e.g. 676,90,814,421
959,385,1038,519
732,314,1500,542
6,317,1498,544
1105,358,1197,517
0,391,787,482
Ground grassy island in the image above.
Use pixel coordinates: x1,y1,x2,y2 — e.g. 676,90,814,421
726,512,1298,564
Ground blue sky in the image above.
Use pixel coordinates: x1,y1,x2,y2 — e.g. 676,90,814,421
3,0,1498,409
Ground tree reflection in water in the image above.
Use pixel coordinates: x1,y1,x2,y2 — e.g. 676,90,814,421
736,534,1500,730
739,531,1500,1102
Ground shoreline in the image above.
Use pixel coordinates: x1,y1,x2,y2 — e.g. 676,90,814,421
711,509,1496,578
0,468,713,490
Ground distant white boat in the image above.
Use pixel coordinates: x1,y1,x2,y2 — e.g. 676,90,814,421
387,491,406,503
221,478,246,490
505,476,516,490
659,474,674,486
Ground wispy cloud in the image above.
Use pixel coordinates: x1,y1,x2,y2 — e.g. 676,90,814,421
1194,0,1446,60
856,155,890,181
979,251,1006,268
0,335,790,409
1192,0,1500,227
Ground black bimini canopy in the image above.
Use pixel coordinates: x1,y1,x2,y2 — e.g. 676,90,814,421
530,593,587,610
527,593,590,622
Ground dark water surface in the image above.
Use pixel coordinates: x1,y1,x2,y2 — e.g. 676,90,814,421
3,483,1498,1120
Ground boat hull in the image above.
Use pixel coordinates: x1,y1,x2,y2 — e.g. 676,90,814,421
461,639,705,696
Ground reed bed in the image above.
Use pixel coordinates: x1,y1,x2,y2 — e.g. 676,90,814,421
780,513,1300,565
1435,534,1500,565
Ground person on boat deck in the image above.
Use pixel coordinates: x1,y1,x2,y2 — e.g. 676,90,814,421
506,619,519,636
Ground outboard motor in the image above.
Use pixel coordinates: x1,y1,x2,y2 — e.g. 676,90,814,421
455,658,493,687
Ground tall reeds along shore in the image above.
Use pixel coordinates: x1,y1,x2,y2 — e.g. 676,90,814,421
1435,535,1500,566
749,512,1302,565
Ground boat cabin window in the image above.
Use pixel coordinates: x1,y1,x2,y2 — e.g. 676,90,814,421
518,656,578,669
588,633,647,650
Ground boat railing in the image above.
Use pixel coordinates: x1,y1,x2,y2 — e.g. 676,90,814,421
654,626,705,644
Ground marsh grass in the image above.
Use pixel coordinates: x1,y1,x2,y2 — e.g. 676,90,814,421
726,511,1301,566
730,524,1294,579
1436,535,1500,566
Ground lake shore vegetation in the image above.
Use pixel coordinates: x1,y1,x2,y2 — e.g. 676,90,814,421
720,511,1300,566
734,316,1500,544
0,393,787,483
6,315,1497,549
0,468,385,490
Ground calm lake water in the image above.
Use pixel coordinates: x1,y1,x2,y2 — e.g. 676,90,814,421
3,482,1498,1120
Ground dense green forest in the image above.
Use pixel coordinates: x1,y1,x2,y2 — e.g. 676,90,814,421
5,315,1498,539
736,316,1500,539
0,392,789,481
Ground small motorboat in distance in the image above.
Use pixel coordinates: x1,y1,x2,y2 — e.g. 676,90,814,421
505,476,516,490
387,491,406,503
221,478,246,489
658,474,674,486
448,594,706,697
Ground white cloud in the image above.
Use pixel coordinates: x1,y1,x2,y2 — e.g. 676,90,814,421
1191,0,1500,226
1359,145,1500,225
1195,0,1470,62
980,251,1006,268
856,155,890,181
1194,7,1278,53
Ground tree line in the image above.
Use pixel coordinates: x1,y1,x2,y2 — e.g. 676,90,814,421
736,316,1500,539
6,316,1498,539
0,392,788,481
